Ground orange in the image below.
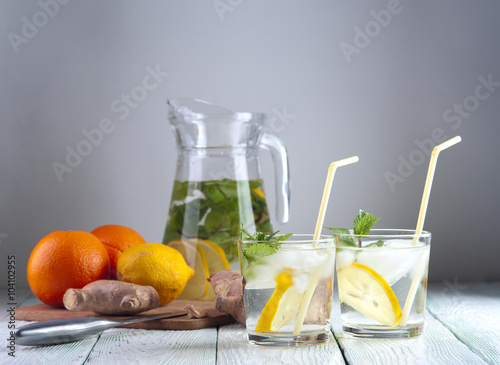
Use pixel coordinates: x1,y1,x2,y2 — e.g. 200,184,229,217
91,224,145,279
27,231,110,307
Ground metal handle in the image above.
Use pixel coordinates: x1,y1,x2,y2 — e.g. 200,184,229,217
260,133,290,224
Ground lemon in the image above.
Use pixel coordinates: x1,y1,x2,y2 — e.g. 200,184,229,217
184,239,230,301
167,240,209,300
188,238,230,273
116,243,194,305
255,270,304,332
337,263,402,326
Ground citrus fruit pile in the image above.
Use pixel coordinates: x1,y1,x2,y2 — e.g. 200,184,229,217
27,224,217,308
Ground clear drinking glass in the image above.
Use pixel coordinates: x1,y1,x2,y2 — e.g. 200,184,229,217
334,229,431,339
238,234,336,347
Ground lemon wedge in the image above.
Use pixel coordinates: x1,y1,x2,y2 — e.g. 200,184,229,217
188,238,230,273
185,239,230,301
252,188,266,198
337,263,402,326
255,271,304,332
167,240,209,300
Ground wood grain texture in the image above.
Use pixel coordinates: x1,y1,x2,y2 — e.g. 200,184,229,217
331,304,487,364
217,323,346,365
427,282,500,365
84,327,217,365
15,299,235,330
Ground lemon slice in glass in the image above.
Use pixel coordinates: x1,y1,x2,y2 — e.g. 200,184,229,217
168,240,209,300
255,271,304,332
337,263,402,326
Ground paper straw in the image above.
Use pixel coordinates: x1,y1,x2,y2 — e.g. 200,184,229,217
312,156,360,245
412,135,461,245
293,156,359,335
400,136,461,326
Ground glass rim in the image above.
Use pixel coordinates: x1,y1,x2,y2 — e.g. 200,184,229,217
240,233,333,244
333,228,431,238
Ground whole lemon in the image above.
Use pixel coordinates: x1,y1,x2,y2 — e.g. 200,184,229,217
116,243,194,305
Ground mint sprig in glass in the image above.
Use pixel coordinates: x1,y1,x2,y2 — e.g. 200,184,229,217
326,209,383,247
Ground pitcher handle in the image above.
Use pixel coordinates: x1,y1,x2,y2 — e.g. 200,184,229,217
260,133,290,224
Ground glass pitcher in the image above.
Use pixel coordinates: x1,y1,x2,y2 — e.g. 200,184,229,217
162,98,290,267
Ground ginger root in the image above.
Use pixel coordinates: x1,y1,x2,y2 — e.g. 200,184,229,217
184,304,208,319
63,280,160,315
209,270,245,325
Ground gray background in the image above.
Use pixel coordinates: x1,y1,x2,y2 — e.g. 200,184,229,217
1,0,499,289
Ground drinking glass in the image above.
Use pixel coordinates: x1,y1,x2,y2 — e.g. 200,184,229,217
334,229,431,338
238,234,335,346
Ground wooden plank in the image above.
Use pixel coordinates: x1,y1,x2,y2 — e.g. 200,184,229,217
331,306,487,364
427,282,500,365
84,327,217,364
217,323,345,365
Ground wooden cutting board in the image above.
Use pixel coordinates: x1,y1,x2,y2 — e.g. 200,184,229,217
15,299,235,330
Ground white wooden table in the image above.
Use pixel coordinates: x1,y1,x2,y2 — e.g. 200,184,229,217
2,283,499,365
